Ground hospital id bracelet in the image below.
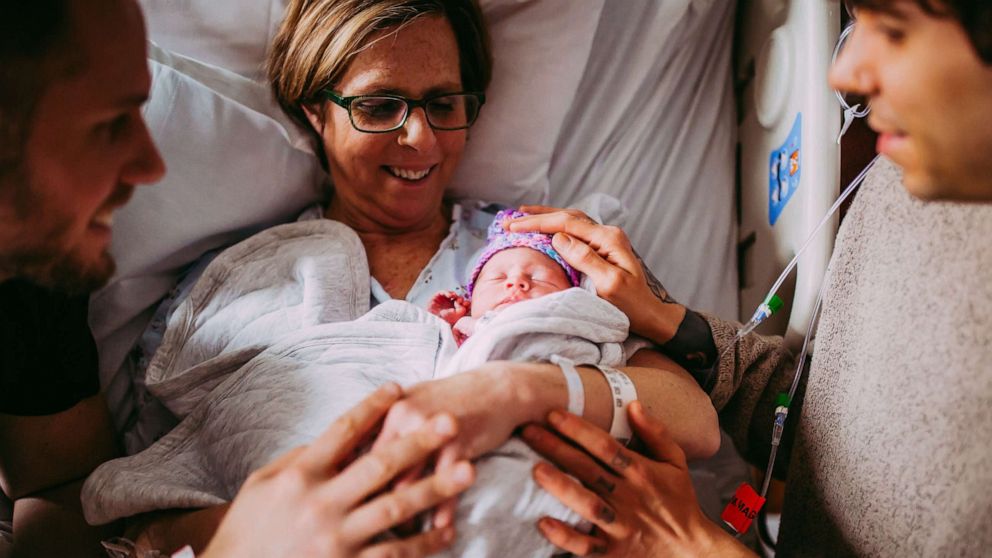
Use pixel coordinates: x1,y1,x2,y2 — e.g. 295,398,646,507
551,354,584,417
591,365,637,445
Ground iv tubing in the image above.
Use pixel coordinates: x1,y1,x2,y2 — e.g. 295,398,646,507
721,157,882,380
753,159,883,498
759,270,829,498
759,154,879,313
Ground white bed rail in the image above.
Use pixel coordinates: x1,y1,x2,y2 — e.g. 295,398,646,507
737,0,842,347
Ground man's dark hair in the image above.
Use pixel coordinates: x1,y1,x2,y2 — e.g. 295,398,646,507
846,0,992,63
0,0,72,185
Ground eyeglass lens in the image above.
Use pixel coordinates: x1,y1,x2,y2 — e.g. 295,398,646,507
350,94,480,131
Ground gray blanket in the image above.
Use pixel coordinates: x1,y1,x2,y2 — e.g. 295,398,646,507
82,220,629,557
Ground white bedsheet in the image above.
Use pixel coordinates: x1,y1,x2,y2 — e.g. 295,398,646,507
548,0,738,317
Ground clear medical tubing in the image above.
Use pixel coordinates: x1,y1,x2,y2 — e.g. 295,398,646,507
740,153,880,340
759,270,828,498
755,154,883,499
721,154,881,450
832,23,870,121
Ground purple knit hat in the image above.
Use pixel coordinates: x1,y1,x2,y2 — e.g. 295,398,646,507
466,209,581,298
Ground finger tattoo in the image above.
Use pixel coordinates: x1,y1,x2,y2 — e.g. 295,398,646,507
610,450,632,470
596,505,616,524
593,476,616,494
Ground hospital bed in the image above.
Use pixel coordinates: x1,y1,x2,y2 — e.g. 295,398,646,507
0,0,843,555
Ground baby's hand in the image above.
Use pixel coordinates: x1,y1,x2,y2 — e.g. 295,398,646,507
452,316,476,346
428,291,470,326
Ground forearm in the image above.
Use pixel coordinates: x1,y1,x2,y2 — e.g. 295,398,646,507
1,396,121,556
510,358,719,460
12,479,119,557
620,351,720,459
126,504,229,556
0,396,118,499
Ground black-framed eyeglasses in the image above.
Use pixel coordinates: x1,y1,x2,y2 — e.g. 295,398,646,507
323,90,485,133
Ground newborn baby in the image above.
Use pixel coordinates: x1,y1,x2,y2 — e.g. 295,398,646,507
429,208,581,344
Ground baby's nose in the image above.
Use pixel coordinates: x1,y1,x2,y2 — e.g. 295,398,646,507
506,276,531,290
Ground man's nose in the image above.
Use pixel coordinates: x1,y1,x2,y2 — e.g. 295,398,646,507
828,24,875,98
123,116,166,186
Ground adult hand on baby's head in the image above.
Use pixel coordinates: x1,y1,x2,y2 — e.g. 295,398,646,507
428,290,470,326
509,206,687,344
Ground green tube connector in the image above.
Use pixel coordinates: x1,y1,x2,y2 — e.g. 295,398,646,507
765,294,784,315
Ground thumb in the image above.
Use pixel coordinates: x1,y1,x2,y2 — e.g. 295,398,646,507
552,233,615,282
629,401,688,469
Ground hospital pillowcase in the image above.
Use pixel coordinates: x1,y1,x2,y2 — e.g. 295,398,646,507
137,0,605,205
448,0,605,204
89,44,325,429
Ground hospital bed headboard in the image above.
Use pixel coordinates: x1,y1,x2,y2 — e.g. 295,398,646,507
736,0,842,346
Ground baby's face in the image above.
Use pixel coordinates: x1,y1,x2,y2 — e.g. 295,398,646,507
470,247,572,316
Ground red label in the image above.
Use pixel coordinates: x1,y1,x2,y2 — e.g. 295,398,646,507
720,483,766,534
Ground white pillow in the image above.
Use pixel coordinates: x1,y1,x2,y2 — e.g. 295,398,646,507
448,0,604,204
547,0,739,318
136,0,604,206
138,0,288,80
90,44,325,430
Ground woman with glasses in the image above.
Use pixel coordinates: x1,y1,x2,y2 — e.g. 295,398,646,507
124,0,720,555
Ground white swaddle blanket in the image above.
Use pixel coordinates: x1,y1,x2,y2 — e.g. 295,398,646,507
82,220,629,557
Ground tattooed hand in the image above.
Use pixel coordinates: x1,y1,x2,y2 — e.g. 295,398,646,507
522,404,757,558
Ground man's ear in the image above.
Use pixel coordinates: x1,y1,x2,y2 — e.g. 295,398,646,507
302,104,325,134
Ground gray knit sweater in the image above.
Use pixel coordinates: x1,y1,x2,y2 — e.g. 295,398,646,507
703,158,992,557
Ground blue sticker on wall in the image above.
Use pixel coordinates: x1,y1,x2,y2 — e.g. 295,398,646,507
768,113,802,225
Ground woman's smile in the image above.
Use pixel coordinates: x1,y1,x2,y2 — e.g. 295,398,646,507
316,15,468,231
384,164,436,182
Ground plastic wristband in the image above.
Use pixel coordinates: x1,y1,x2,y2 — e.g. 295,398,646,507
551,354,584,417
591,365,637,445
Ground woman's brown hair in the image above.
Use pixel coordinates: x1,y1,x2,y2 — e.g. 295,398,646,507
266,0,491,168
